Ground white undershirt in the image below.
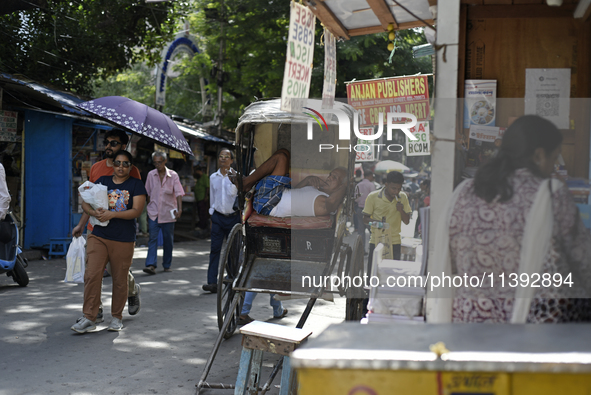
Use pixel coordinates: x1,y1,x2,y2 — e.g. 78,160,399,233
270,186,328,217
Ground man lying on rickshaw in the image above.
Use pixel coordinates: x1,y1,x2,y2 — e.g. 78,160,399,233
231,148,348,217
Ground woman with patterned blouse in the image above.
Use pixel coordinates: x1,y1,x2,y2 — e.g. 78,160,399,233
430,115,591,323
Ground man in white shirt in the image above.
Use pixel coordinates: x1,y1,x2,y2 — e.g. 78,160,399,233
0,163,10,221
233,148,348,217
203,149,239,293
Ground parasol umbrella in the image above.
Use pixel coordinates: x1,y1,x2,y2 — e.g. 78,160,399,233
374,160,410,173
76,96,193,156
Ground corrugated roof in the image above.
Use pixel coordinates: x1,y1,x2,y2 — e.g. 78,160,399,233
0,72,228,144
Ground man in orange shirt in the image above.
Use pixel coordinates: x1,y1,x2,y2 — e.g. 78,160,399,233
73,130,142,320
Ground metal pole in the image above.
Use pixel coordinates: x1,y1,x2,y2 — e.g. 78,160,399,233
425,0,460,322
216,0,225,136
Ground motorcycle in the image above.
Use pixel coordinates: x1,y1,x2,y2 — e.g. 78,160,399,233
0,212,29,287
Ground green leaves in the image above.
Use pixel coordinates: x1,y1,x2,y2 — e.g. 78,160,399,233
0,0,189,94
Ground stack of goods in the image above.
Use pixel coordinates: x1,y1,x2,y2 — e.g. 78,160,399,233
567,178,591,230
567,179,590,205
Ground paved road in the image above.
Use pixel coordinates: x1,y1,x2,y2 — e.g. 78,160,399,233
0,214,418,395
0,239,347,395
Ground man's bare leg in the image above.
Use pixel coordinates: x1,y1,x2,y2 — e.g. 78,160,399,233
239,149,290,191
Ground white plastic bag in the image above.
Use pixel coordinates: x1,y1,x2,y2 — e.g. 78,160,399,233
64,236,86,283
78,181,109,227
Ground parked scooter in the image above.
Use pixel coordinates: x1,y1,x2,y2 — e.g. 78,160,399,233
0,212,29,287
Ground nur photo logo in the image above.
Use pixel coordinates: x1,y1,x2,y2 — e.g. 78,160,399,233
303,105,419,154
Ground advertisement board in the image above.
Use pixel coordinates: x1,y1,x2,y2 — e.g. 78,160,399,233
346,76,430,127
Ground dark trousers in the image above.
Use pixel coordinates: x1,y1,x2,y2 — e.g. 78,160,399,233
367,243,401,277
196,200,210,230
207,211,240,285
353,205,366,251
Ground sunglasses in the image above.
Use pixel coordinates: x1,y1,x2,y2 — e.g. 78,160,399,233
113,160,131,168
104,139,122,147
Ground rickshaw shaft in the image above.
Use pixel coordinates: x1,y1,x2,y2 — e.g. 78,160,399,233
196,292,241,394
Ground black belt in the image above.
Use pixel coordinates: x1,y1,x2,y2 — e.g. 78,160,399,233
215,210,239,217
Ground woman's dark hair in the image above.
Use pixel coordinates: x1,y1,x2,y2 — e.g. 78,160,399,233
386,171,404,185
115,150,133,164
473,115,562,203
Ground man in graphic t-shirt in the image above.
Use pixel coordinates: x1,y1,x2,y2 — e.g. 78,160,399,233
72,130,142,319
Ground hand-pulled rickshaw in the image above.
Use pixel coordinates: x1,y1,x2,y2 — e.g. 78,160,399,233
197,99,365,393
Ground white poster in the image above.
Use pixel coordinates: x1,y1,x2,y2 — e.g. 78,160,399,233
321,28,336,110
280,2,316,113
469,125,501,142
406,122,430,156
463,80,497,128
525,68,570,129
355,127,376,162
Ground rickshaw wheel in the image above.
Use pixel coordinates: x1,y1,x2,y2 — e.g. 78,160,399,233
345,235,365,321
217,223,245,339
11,258,29,287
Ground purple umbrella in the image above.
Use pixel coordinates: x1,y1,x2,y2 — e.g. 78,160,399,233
76,96,193,156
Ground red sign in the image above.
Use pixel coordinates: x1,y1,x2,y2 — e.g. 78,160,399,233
346,76,430,127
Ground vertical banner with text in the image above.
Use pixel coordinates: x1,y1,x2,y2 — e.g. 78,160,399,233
356,127,376,161
406,122,430,156
0,110,18,142
321,29,336,109
346,76,430,126
280,2,316,112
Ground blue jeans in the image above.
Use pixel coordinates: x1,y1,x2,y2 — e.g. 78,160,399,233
145,217,175,269
241,291,284,317
207,211,240,285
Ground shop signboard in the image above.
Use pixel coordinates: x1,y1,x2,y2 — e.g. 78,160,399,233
0,110,17,142
405,121,430,156
346,76,430,127
280,2,315,112
321,28,336,109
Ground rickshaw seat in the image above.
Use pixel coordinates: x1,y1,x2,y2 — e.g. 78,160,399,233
247,212,333,229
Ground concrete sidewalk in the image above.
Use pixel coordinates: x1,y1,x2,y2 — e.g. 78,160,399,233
0,240,346,395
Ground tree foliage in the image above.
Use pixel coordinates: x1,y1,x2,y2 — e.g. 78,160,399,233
90,0,432,129
187,0,432,128
0,0,188,94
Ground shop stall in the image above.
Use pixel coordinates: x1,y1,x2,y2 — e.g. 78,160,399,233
292,323,591,394
1,73,232,248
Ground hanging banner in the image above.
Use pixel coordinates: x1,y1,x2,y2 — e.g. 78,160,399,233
280,2,316,113
346,76,430,127
321,29,336,109
355,127,376,162
406,122,430,156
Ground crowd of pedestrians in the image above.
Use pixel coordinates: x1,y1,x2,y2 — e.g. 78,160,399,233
69,114,591,334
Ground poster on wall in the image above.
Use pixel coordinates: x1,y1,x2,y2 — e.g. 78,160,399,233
280,2,315,113
355,127,376,162
346,75,430,127
0,110,18,142
321,28,336,110
525,68,570,129
463,80,497,128
405,122,430,156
